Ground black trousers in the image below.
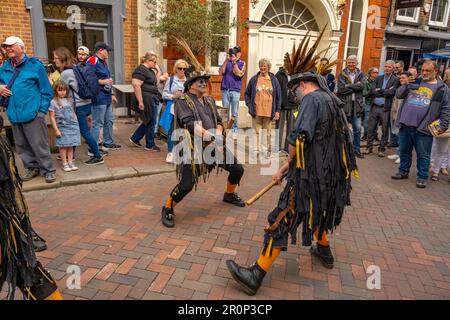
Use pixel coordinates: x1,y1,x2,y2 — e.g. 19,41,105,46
170,148,244,203
276,109,295,152
366,105,390,151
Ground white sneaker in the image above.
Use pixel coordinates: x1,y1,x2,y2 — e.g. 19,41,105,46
387,154,400,160
62,163,71,172
166,152,174,163
395,158,400,164
68,162,79,171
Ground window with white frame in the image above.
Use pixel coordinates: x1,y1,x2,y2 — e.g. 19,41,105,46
345,0,366,59
396,7,420,23
429,0,450,27
211,0,237,68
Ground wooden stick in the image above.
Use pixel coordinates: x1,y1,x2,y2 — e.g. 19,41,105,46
245,180,280,206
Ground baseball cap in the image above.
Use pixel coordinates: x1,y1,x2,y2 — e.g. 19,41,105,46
94,42,111,52
2,36,25,47
77,46,90,55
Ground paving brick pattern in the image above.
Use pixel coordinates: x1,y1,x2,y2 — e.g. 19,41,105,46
1,152,450,300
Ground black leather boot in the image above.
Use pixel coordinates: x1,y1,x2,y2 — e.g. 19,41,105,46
226,260,266,295
310,243,334,269
223,193,245,207
161,206,175,228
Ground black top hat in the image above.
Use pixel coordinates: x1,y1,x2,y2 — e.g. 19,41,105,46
183,67,211,93
287,72,319,90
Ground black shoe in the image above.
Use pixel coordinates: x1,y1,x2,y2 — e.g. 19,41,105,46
416,179,427,188
223,192,245,207
355,151,364,159
145,145,161,152
21,168,40,182
88,150,108,157
85,157,105,165
310,244,334,269
45,172,56,183
161,206,175,228
102,143,122,151
32,230,47,252
387,143,399,148
391,172,408,180
226,260,266,296
129,138,143,148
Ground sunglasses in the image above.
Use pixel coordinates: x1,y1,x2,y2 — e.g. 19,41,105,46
196,79,208,85
178,67,187,71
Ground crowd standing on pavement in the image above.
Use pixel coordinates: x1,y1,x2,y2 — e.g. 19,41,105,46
0,34,449,188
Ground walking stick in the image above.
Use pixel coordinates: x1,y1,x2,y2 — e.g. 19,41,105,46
245,172,288,206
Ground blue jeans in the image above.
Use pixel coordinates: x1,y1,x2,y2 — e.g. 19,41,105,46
91,103,114,146
131,103,157,148
75,104,101,157
221,90,241,132
348,116,362,153
167,120,174,153
363,104,370,139
154,102,162,134
398,126,433,180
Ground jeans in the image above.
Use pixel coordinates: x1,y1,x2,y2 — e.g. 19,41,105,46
154,102,162,134
75,104,101,157
91,103,114,146
221,90,241,132
131,103,157,148
398,126,434,180
167,120,174,153
348,116,362,153
363,104,370,139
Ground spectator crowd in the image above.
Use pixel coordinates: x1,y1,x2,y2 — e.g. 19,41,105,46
1,35,449,188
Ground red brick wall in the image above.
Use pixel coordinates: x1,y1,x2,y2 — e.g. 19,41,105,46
0,0,34,55
337,0,390,74
124,0,139,83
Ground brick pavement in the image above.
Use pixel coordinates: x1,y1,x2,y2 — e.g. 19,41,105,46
1,149,450,300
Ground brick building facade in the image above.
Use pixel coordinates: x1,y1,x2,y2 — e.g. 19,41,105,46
0,0,139,83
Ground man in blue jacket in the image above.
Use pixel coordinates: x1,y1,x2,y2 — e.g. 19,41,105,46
87,42,121,151
0,36,55,183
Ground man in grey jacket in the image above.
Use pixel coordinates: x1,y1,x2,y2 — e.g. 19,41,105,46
337,55,365,158
391,60,450,188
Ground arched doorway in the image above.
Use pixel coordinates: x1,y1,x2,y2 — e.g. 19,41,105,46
248,0,340,76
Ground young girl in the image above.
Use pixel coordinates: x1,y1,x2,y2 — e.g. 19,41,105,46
49,80,81,172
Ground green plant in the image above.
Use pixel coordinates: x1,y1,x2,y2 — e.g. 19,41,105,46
143,0,237,59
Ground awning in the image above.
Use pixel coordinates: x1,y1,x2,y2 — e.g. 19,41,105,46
386,25,450,41
385,36,422,50
422,49,450,59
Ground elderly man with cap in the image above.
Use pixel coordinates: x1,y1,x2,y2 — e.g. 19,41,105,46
226,70,357,295
87,41,121,152
0,36,56,183
160,36,245,228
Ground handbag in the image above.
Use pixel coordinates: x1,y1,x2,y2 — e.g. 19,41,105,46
159,100,174,134
428,119,450,138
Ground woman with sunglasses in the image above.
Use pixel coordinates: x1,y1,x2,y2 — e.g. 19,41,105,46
161,59,188,163
129,53,161,151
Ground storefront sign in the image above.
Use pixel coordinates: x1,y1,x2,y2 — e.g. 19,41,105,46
395,0,424,10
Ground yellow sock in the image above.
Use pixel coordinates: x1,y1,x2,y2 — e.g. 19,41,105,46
165,196,177,209
226,182,237,194
314,228,329,247
46,289,63,300
256,247,281,272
